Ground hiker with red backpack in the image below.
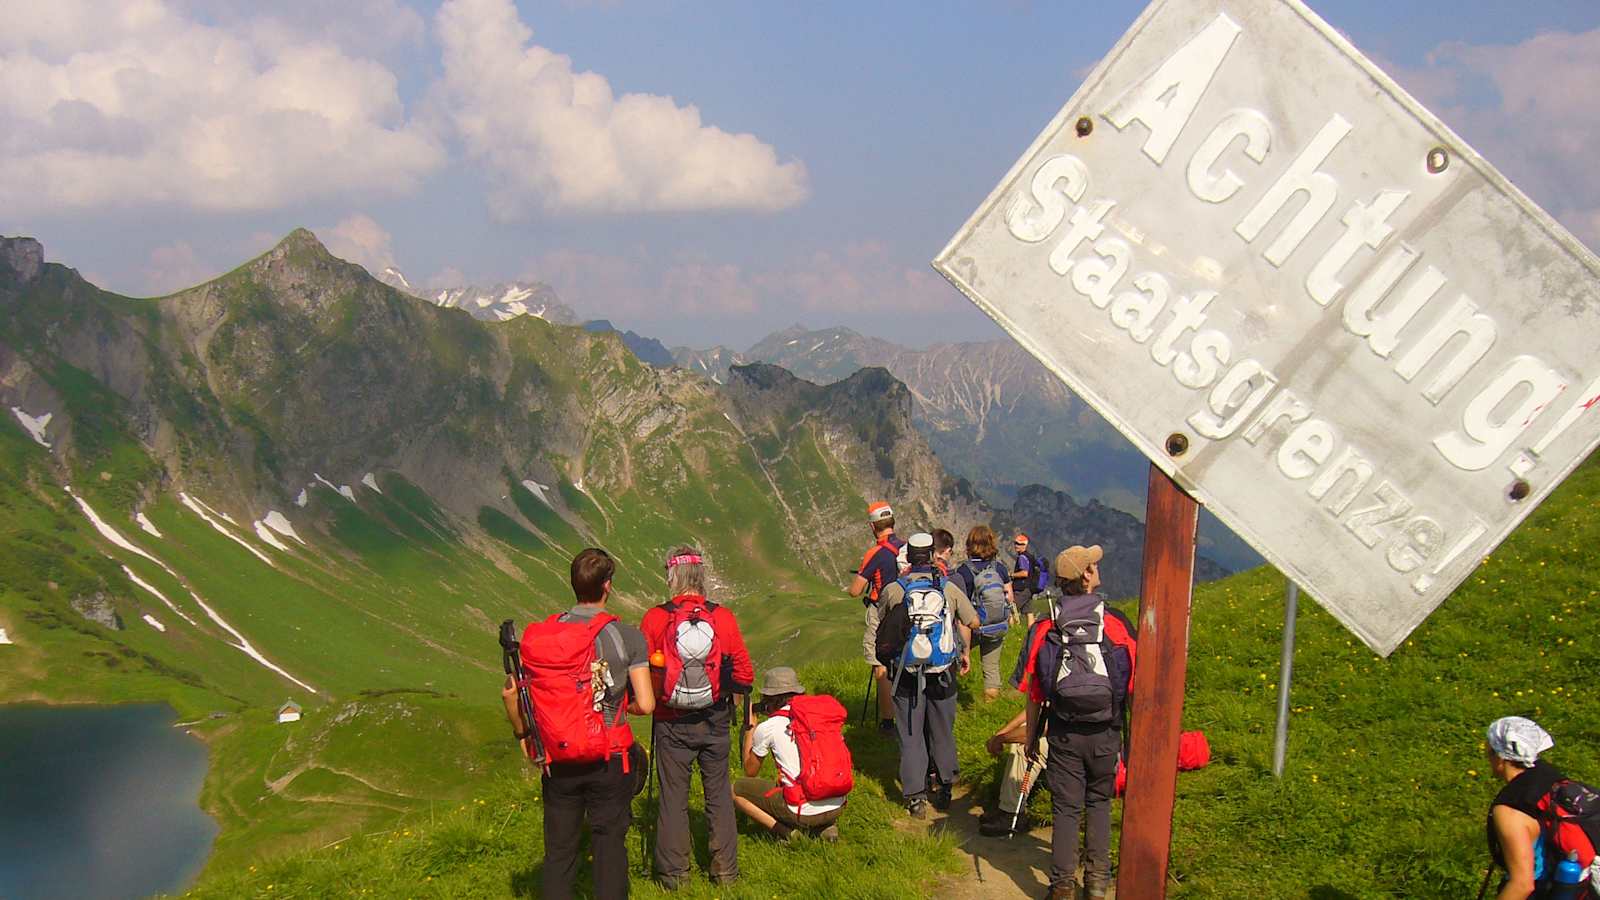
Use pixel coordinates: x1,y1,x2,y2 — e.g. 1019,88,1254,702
849,501,907,734
875,531,980,818
498,548,654,900
641,546,755,890
1012,545,1135,900
953,524,1017,701
1483,716,1600,899
734,667,853,842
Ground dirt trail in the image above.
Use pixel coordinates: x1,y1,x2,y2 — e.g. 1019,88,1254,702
903,786,1116,900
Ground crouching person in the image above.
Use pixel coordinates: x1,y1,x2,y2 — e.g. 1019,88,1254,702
734,667,853,842
500,548,654,900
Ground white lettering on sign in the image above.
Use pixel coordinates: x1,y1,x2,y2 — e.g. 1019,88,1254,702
935,0,1600,653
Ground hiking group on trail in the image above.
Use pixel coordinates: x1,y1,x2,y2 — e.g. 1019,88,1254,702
497,500,1154,900
496,502,1600,900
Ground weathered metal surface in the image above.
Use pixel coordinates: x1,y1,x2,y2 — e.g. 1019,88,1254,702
934,0,1600,655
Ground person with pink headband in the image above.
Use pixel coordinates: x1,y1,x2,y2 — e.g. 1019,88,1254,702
640,545,754,889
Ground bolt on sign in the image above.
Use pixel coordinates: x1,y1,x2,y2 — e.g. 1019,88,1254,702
934,0,1600,655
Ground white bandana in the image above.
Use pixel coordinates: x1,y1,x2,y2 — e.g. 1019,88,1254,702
1487,716,1553,767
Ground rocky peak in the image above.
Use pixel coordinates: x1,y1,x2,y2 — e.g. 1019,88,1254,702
0,236,45,287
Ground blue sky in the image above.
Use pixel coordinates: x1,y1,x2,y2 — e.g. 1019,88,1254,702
4,0,1598,348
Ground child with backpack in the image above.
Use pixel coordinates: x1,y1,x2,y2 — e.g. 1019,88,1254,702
640,547,755,890
499,548,654,900
874,532,980,818
1483,716,1600,899
1011,545,1135,900
954,525,1016,701
734,667,852,842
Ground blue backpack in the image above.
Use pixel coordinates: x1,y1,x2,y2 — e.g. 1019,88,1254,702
896,574,958,674
961,560,1011,638
1031,551,1051,593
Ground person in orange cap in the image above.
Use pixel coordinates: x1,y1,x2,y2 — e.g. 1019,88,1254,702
848,501,904,733
1011,532,1043,632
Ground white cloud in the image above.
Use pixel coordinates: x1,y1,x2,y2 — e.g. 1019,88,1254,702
320,213,397,274
0,0,442,215
1388,28,1600,251
432,0,808,216
141,241,217,295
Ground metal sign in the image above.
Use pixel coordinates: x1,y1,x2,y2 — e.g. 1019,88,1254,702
934,0,1600,655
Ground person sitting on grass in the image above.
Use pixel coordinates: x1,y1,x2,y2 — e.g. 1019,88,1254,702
734,667,850,842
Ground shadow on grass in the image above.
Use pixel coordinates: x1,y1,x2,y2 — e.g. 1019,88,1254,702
1308,888,1360,900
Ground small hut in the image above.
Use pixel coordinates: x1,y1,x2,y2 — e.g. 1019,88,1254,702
276,701,302,724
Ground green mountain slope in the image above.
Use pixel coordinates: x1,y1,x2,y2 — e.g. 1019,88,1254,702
0,231,982,867
183,450,1599,898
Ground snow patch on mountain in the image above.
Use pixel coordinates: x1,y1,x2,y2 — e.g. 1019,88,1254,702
295,488,309,508
521,479,551,505
121,565,198,627
382,267,412,290
253,521,291,552
68,488,165,568
0,628,10,644
142,614,166,632
185,588,317,693
262,511,304,544
135,512,163,538
314,473,356,502
179,492,274,566
362,472,381,493
10,407,51,448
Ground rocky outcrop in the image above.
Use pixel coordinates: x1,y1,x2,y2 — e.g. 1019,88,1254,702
70,592,125,630
0,237,44,287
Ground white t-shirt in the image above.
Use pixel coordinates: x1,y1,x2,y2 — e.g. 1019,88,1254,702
751,707,848,816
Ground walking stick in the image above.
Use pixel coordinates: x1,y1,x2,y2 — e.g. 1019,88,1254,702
498,621,544,765
860,668,875,726
1007,751,1046,838
641,721,657,869
1475,860,1495,900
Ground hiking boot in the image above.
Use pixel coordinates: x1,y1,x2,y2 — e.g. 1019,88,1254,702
931,782,953,811
978,809,1029,837
1083,877,1111,899
710,873,739,887
983,687,1001,701
656,873,684,891
906,798,930,820
1044,884,1076,900
879,717,896,735
771,822,800,843
817,824,840,843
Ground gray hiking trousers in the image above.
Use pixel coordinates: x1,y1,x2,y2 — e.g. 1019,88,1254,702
652,709,738,881
892,669,959,800
1046,725,1120,890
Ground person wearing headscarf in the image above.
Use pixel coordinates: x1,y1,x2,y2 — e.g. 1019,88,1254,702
1484,716,1562,899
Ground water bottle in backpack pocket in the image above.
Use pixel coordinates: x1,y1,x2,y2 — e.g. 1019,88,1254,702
1536,779,1600,897
898,576,957,674
964,560,1011,638
663,600,723,710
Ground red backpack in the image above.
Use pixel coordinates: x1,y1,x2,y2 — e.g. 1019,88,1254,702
769,695,854,806
519,613,633,770
661,597,724,711
1536,780,1600,888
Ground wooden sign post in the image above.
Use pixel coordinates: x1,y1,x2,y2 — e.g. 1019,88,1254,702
1116,464,1199,899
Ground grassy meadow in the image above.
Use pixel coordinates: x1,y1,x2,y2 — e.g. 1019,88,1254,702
175,454,1600,897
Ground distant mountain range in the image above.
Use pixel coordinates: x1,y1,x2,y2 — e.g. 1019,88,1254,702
376,265,1258,573
379,267,578,324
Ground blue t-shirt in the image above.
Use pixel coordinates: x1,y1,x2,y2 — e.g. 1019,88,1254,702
858,533,906,603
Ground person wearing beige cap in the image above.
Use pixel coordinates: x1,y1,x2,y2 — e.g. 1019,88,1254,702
1009,542,1136,900
734,667,850,842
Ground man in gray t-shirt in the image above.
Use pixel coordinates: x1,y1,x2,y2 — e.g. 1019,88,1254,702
557,602,649,719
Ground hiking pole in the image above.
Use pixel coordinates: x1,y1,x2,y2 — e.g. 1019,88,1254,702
641,721,656,869
860,668,875,726
498,620,544,765
1008,698,1049,838
1475,860,1496,900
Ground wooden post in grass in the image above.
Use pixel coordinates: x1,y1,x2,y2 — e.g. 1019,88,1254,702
1117,464,1199,900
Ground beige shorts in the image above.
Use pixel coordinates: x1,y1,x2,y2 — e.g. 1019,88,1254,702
863,601,882,667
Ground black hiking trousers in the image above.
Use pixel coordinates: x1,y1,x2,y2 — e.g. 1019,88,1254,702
541,751,635,900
